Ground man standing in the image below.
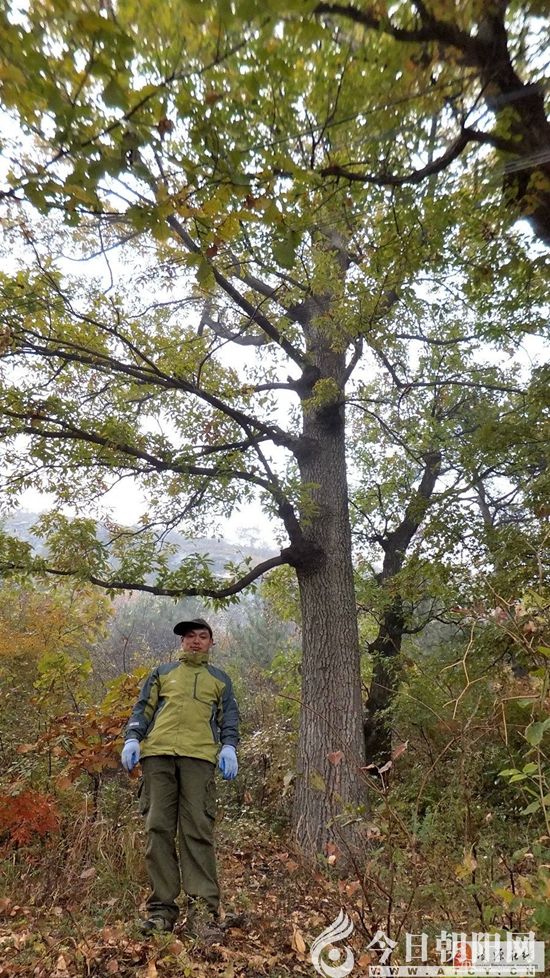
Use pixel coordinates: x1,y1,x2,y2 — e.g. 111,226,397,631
121,617,239,941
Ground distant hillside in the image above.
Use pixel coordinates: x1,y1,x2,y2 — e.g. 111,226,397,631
3,511,276,577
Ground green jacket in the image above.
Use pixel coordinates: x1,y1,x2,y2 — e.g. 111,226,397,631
124,652,240,764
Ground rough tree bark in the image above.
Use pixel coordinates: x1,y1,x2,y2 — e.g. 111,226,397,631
291,319,367,862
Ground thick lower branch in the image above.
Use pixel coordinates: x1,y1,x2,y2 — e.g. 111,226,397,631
1,552,288,599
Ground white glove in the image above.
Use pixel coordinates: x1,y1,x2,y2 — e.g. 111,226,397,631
121,739,140,772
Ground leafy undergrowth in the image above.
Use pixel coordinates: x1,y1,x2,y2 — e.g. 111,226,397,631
0,823,370,978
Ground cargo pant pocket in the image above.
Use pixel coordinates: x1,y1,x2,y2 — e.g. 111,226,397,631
137,777,150,816
204,776,217,820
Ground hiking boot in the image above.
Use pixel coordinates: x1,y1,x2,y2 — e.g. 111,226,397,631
139,915,174,935
185,909,224,946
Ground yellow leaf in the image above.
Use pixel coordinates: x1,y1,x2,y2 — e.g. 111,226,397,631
455,849,478,879
0,63,27,86
217,213,241,242
493,887,514,905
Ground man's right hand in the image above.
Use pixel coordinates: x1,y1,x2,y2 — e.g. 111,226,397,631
121,739,141,772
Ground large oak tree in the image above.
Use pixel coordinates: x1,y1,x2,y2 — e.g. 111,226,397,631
0,0,547,859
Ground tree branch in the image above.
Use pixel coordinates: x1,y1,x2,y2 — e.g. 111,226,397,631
12,326,297,449
320,127,517,186
314,2,477,51
1,552,288,600
1,410,285,498
166,215,306,368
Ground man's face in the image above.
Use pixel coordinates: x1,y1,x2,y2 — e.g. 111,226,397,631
180,628,212,654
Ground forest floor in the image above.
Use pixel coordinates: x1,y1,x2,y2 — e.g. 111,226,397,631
0,820,374,978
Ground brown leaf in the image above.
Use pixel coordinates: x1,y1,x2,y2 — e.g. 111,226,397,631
101,925,125,943
167,939,186,956
0,898,11,914
327,750,344,766
145,961,158,978
54,955,69,974
358,951,377,968
56,776,74,790
106,960,120,974
248,953,271,968
79,866,96,880
291,926,307,955
377,760,392,774
157,117,174,138
391,741,408,761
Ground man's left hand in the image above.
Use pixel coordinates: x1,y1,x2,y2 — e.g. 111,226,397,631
218,745,238,780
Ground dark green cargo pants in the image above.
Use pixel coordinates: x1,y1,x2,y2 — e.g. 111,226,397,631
139,755,219,925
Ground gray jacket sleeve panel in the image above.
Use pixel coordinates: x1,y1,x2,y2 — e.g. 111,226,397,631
208,665,240,749
125,669,160,743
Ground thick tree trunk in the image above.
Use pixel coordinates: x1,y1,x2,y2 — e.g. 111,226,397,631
290,331,367,864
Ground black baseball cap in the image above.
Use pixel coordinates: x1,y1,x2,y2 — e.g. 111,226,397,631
173,617,213,638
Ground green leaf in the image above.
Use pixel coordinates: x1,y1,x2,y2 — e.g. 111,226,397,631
308,770,326,792
525,720,550,746
125,204,152,231
272,229,301,269
62,184,99,206
196,259,213,285
102,78,129,109
77,12,119,34
520,798,541,815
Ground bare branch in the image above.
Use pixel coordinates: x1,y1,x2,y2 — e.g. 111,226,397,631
320,127,518,187
199,301,266,347
166,214,306,368
314,2,477,51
